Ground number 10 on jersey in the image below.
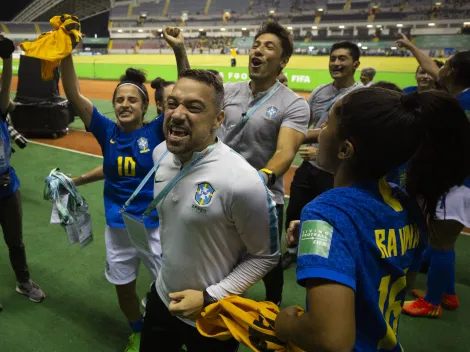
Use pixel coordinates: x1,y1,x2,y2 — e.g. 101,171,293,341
117,156,136,177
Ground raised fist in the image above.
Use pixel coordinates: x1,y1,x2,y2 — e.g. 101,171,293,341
162,26,185,50
0,35,15,59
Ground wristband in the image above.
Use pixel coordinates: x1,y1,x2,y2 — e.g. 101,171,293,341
203,289,217,308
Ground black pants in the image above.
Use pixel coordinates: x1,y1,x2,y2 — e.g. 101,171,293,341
285,161,334,233
140,283,239,351
0,190,29,283
262,204,284,303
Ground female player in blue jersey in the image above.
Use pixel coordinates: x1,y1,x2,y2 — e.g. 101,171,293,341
60,55,164,352
392,36,470,318
151,77,175,117
274,87,470,351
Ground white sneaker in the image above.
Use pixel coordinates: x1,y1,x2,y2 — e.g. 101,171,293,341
16,280,46,303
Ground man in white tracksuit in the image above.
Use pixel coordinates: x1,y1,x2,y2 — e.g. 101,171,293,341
140,69,280,352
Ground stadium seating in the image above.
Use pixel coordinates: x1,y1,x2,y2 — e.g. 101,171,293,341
6,23,37,34
108,0,470,26
132,2,166,17
208,0,251,15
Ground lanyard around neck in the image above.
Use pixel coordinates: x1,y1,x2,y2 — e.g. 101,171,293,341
121,143,217,219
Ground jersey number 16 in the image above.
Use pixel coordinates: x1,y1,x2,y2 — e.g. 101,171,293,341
377,269,408,351
117,156,136,177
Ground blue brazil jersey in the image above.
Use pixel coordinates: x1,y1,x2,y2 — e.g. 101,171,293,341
297,178,427,352
458,89,470,118
88,106,164,228
0,119,20,198
402,86,417,94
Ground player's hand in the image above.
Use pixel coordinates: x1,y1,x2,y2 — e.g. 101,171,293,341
395,33,413,50
286,220,300,247
0,35,15,60
275,306,299,342
299,146,318,161
163,26,185,50
168,290,204,320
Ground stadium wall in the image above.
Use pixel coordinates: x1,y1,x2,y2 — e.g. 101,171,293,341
0,59,416,92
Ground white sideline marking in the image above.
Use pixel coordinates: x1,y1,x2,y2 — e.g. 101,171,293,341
28,140,103,159
22,142,470,238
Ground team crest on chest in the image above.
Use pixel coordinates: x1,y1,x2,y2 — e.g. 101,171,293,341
265,106,279,119
137,137,150,153
195,182,215,206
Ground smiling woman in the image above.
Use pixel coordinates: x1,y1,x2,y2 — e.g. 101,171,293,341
59,55,165,351
112,68,150,132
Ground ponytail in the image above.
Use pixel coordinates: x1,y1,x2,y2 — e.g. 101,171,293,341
404,90,470,219
336,87,470,220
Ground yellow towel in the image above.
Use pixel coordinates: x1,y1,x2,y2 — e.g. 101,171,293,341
196,296,304,352
20,15,82,80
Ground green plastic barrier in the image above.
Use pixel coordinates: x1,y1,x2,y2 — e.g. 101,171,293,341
4,59,416,92
76,62,417,91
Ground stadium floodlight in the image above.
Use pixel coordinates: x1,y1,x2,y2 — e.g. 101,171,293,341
362,46,368,49
287,26,293,30
358,43,362,46
428,23,435,26
367,25,373,28
221,28,226,31
312,26,318,29
199,28,204,31
225,11,230,15
391,46,398,50
118,29,123,33
138,29,144,32
376,25,382,28
242,27,247,30
397,24,403,27
158,29,162,32
465,22,470,25
435,2,441,5
269,10,275,14
318,8,324,11
339,25,345,29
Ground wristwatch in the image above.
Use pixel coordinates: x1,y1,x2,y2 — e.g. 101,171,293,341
203,289,218,308
260,168,276,187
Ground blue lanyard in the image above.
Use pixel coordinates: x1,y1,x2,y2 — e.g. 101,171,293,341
320,84,358,117
121,144,216,219
314,83,360,129
240,81,282,124
122,149,169,211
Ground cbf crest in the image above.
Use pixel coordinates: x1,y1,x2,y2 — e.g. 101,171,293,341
195,182,215,206
137,137,150,153
266,106,279,119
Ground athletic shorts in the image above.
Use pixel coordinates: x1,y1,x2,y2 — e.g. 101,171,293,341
436,185,470,227
105,226,162,285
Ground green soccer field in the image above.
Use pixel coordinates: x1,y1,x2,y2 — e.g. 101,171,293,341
0,128,469,351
